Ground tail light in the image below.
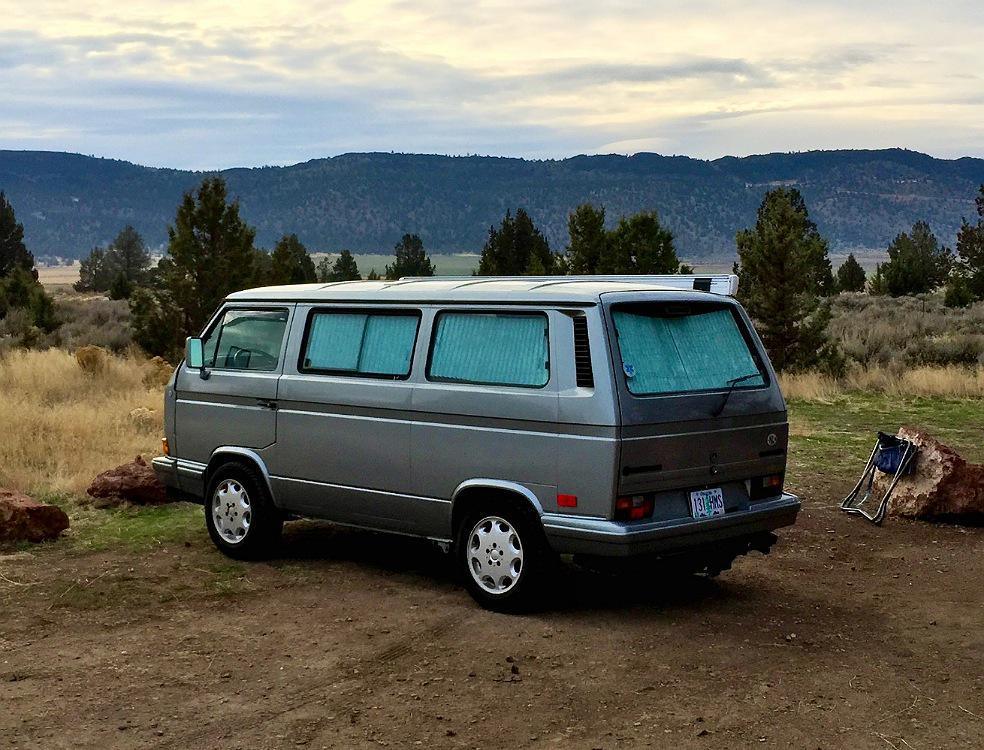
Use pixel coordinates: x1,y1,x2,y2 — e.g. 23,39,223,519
750,473,783,501
615,495,654,521
162,437,170,456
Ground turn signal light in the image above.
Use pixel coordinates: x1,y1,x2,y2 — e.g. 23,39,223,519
161,437,170,456
615,495,654,521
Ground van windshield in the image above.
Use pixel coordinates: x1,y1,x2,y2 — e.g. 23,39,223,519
611,303,765,396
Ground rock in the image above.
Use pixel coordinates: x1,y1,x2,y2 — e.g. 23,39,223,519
881,427,984,522
0,489,70,543
85,455,168,507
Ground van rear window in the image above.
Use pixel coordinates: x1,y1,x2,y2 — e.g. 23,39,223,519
611,304,765,396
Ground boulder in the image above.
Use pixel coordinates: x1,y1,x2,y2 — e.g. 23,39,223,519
0,489,70,543
882,427,984,522
86,455,168,507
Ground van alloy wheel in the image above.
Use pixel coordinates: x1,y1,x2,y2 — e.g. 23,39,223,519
467,515,524,594
212,479,251,544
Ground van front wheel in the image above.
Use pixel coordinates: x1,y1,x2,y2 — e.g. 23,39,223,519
205,461,282,560
456,503,550,612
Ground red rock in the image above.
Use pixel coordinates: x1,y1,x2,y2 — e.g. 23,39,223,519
0,489,70,543
882,427,984,521
86,455,168,507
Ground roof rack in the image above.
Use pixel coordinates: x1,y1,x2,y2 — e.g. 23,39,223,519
397,274,740,297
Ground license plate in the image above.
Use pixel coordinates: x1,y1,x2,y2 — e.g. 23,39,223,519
689,488,725,519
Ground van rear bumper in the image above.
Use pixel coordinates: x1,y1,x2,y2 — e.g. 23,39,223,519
541,493,800,557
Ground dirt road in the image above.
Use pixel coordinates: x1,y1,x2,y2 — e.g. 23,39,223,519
2,489,983,750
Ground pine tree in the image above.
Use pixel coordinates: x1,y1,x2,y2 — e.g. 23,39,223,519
325,250,361,281
836,254,866,292
882,221,953,296
386,234,435,279
269,234,316,285
477,208,558,275
566,204,608,274
735,188,840,373
955,185,984,300
366,268,381,281
0,192,34,277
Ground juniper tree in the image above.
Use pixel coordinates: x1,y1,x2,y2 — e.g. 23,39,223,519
566,204,608,274
0,192,34,277
324,249,361,281
75,225,150,295
269,234,316,285
835,254,866,292
605,210,680,274
129,177,259,356
734,188,840,373
882,221,953,296
477,208,559,275
955,184,984,300
386,233,435,279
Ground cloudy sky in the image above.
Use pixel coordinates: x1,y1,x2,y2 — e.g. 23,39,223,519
2,0,983,169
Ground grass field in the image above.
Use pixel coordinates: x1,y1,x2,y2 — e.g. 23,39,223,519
36,254,484,289
0,347,980,556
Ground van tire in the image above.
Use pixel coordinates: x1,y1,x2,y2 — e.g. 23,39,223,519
205,461,282,560
455,499,552,613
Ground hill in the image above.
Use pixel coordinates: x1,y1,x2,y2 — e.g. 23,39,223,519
2,149,982,261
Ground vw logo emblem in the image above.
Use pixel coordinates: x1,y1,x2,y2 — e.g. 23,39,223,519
766,433,778,447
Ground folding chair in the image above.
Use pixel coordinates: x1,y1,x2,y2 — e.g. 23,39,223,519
840,432,918,525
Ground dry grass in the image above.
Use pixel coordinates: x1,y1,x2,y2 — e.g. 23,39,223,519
0,348,167,495
780,365,984,401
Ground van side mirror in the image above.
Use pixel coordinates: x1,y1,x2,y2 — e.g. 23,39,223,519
185,337,205,370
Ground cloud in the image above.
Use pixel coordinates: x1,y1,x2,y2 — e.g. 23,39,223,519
0,1,982,166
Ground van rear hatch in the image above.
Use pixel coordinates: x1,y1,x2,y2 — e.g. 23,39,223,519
602,292,788,518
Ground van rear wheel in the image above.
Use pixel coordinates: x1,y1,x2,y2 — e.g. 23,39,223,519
456,502,550,612
205,461,282,560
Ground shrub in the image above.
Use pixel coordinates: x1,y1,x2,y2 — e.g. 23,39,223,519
75,344,109,374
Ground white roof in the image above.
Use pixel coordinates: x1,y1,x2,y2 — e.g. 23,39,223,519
226,274,739,304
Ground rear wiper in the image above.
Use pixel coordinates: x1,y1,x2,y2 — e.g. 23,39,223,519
712,372,761,417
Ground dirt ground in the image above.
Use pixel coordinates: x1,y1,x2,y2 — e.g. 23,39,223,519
2,482,983,750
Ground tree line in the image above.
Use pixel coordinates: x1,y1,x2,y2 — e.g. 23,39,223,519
2,176,983,372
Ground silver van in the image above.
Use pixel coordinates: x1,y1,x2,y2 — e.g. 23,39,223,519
153,275,800,611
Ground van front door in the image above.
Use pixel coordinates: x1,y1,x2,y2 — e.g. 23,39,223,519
174,306,292,467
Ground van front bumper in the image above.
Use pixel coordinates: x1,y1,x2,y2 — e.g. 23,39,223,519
151,456,204,504
541,493,800,557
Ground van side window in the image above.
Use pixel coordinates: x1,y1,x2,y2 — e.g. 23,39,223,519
427,312,549,388
300,310,420,378
203,308,289,371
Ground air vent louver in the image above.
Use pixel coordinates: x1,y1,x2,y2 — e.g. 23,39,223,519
572,316,594,388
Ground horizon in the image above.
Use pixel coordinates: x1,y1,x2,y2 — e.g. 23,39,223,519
2,1,983,170
4,145,983,174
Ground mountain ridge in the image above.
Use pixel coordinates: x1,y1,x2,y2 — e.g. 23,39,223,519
2,148,982,261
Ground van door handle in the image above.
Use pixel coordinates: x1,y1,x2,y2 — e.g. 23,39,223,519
257,399,278,410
